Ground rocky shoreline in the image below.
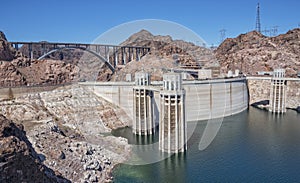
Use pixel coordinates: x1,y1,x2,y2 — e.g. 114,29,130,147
0,84,132,182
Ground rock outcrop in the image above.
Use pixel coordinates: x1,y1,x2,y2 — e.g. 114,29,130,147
17,59,79,86
0,59,79,87
0,114,70,183
0,61,27,87
121,29,214,66
0,31,15,61
216,29,300,77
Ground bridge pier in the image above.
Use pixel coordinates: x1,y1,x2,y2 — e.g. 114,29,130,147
136,48,140,61
127,47,131,62
159,71,187,153
269,69,286,113
13,43,19,50
113,47,118,67
28,43,33,60
122,47,126,65
132,48,134,61
104,46,110,64
97,45,100,53
133,72,155,135
41,43,46,55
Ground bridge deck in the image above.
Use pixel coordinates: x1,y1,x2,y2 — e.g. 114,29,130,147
9,41,150,49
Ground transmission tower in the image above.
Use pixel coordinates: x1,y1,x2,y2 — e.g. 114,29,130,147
256,3,261,33
261,28,269,36
262,26,278,37
219,29,226,43
270,26,278,36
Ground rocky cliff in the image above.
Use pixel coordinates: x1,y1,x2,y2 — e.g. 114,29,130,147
0,114,70,183
0,61,27,86
0,31,15,61
121,29,215,67
216,29,300,77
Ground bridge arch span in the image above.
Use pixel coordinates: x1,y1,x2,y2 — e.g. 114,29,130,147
37,46,115,73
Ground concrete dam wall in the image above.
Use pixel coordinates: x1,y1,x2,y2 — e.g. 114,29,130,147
82,77,248,124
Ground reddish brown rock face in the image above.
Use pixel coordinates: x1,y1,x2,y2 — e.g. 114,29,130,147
215,29,300,77
0,31,15,61
0,62,27,87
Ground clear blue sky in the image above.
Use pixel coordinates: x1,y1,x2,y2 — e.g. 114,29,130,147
1,0,299,46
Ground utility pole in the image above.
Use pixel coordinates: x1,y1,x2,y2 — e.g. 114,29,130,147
256,3,261,33
219,29,226,44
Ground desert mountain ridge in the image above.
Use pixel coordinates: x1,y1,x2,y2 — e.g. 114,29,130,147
215,28,300,77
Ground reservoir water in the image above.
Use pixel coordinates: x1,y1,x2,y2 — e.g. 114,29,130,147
112,107,300,182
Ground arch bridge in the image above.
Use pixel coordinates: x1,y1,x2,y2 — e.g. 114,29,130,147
9,42,150,73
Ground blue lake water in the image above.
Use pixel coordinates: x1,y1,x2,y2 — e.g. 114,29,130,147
112,107,300,182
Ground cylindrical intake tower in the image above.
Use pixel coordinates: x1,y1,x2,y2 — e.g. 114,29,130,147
159,72,187,153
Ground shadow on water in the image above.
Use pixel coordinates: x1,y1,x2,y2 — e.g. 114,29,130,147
112,151,188,183
111,126,159,145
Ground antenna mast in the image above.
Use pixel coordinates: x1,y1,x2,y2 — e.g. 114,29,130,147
256,3,261,33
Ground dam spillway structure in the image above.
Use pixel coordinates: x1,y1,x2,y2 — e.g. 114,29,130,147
269,69,286,113
159,72,187,153
133,72,155,135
